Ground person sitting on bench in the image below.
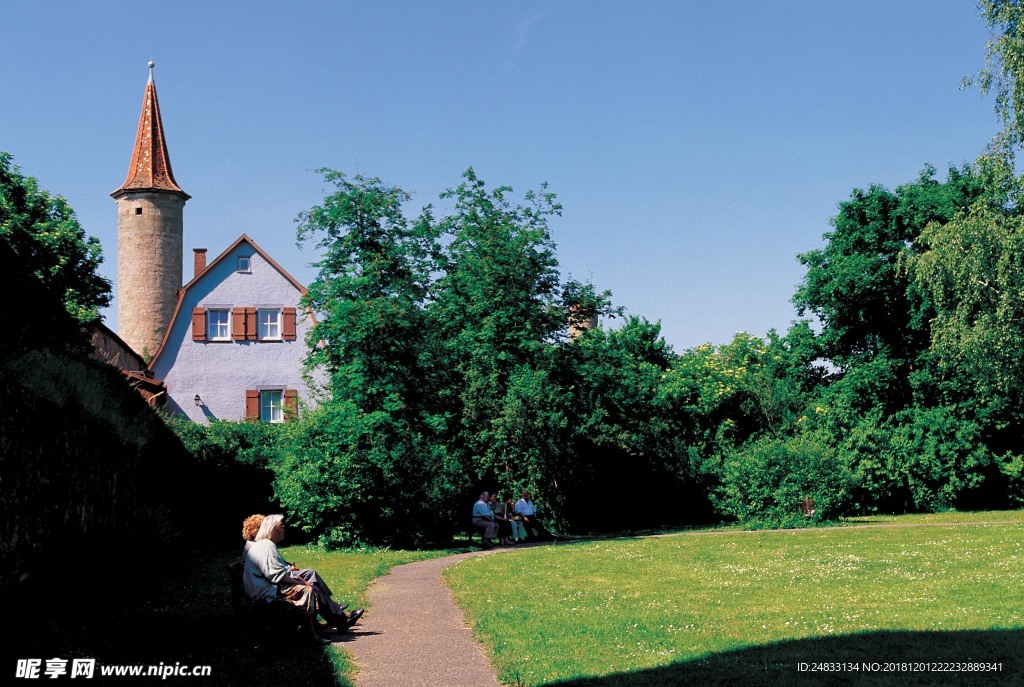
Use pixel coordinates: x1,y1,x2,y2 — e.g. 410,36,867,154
515,490,544,540
243,514,363,631
471,491,498,548
242,513,350,616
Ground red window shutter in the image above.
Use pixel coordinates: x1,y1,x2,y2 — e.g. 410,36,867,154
283,307,297,341
232,308,246,341
245,307,257,340
284,389,298,420
245,390,260,421
192,307,206,341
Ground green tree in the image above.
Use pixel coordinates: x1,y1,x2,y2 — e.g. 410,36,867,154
297,170,436,407
788,167,986,513
913,202,1024,402
426,169,567,492
663,330,813,457
969,0,1024,148
275,171,449,547
0,151,110,324
557,316,707,528
568,316,675,459
793,166,983,372
911,200,1024,450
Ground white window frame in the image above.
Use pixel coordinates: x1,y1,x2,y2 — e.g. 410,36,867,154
237,256,252,273
260,389,284,424
206,309,231,341
257,308,282,341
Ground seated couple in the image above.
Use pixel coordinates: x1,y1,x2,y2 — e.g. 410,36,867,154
241,514,364,633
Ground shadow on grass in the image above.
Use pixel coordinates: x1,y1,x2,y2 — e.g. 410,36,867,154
4,549,345,686
544,629,1023,687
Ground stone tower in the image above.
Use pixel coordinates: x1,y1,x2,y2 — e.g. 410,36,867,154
111,62,190,360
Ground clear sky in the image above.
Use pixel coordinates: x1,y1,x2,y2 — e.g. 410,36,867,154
0,1,999,352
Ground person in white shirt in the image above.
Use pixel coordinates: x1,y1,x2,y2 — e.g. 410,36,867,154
514,490,540,540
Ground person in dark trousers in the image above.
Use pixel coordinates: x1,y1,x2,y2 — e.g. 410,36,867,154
489,492,514,546
471,491,498,548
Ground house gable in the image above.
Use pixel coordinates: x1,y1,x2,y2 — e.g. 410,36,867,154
149,234,317,422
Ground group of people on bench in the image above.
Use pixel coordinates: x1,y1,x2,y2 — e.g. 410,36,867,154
471,490,547,548
241,513,364,633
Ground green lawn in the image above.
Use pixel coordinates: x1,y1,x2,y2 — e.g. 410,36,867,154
445,512,1024,686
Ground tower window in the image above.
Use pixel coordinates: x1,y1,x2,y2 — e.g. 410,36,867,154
135,207,143,215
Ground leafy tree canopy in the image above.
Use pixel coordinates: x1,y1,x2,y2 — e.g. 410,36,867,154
793,165,983,369
0,151,111,324
970,0,1024,148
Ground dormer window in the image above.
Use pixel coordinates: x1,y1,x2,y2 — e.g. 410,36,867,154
237,256,252,273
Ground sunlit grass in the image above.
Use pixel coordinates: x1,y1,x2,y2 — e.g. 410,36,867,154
841,509,1024,526
445,515,1024,686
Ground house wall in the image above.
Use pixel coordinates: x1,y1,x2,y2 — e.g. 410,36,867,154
150,241,319,423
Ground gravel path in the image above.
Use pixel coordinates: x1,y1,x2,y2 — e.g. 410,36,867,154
343,550,503,687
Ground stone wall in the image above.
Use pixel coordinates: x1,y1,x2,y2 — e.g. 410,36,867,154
116,190,185,360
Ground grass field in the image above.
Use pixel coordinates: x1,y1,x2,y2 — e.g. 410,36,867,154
445,512,1024,686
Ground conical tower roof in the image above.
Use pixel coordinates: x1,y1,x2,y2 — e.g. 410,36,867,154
111,62,189,199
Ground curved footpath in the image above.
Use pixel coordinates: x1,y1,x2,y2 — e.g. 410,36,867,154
341,519,1023,686
344,550,503,687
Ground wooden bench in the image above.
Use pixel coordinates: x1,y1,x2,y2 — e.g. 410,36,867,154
465,520,484,546
226,560,328,644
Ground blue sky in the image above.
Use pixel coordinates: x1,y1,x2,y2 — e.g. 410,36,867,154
0,1,999,351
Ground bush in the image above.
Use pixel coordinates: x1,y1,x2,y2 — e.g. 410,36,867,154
167,417,282,469
272,403,457,548
715,434,855,528
164,417,284,540
883,406,996,511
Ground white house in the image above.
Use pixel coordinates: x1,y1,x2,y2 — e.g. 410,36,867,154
148,234,318,423
108,66,319,424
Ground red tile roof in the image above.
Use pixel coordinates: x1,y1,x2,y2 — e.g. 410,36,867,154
111,66,189,199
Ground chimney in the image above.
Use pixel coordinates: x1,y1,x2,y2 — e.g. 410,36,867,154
193,248,207,277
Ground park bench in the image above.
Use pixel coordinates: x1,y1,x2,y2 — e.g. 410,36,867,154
466,519,490,547
226,560,329,644
465,518,560,547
